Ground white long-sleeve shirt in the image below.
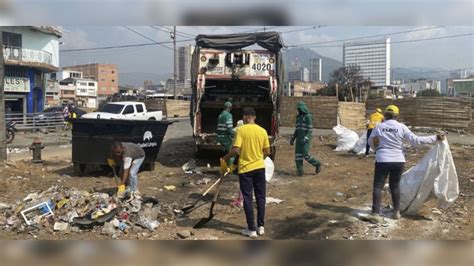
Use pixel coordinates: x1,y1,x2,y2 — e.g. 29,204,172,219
368,119,437,163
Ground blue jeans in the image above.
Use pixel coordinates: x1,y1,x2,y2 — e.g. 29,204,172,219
128,157,145,192
239,168,266,231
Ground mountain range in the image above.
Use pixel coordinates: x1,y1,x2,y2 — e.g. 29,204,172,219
119,48,453,90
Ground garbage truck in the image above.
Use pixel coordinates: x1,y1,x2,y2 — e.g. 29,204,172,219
190,32,284,158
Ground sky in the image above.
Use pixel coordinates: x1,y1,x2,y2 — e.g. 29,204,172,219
59,26,474,76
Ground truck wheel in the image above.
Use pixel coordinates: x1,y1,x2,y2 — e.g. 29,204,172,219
148,117,156,121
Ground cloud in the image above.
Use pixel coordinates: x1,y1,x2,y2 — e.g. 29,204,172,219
61,28,96,49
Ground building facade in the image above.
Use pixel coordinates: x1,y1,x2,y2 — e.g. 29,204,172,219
2,26,62,113
178,44,194,81
447,78,474,97
404,79,441,95
62,63,118,97
343,37,391,87
309,58,322,82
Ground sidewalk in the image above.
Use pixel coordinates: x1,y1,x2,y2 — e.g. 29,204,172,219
7,130,72,149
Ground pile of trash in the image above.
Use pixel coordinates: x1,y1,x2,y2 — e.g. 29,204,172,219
0,185,173,238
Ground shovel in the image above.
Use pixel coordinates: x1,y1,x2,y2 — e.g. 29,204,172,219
111,166,120,186
193,175,225,229
180,176,223,213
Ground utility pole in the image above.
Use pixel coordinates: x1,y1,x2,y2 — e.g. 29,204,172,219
172,25,177,100
0,31,6,161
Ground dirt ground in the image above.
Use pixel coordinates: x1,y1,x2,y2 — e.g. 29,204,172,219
0,123,472,240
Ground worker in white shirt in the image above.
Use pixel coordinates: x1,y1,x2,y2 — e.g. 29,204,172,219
368,105,445,219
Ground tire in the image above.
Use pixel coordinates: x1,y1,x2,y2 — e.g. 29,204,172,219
6,129,14,144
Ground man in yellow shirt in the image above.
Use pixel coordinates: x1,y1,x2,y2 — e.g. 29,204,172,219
366,108,384,155
221,107,271,238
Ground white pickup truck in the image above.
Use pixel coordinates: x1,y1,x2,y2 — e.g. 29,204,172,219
81,101,163,121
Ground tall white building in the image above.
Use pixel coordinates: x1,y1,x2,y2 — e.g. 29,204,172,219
178,44,194,81
309,58,322,82
301,67,309,82
343,37,391,86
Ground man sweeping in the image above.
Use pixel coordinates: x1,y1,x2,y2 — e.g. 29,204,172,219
108,142,145,199
221,107,271,238
290,101,321,176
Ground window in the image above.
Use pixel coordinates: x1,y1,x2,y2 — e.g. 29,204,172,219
111,70,115,74
79,82,87,86
135,104,144,113
122,105,134,115
88,82,95,86
111,79,115,82
2,31,22,47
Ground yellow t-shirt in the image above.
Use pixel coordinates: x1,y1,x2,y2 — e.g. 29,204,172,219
368,112,384,129
233,124,270,174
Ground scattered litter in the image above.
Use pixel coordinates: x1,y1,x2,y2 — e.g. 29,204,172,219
53,222,69,231
328,220,338,224
356,213,381,224
177,230,192,239
1,185,164,237
164,185,176,191
20,201,54,226
336,192,344,197
266,197,284,204
196,178,212,185
207,164,211,168
182,159,197,172
431,208,442,215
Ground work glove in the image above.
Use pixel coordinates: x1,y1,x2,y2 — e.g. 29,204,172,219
117,184,126,193
107,158,116,168
436,134,446,141
220,158,230,175
290,137,295,146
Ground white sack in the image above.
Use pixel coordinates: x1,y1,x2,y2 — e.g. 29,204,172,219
265,157,274,182
399,140,459,214
333,125,359,152
352,131,373,155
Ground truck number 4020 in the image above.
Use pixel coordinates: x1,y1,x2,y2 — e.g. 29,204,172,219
252,63,272,71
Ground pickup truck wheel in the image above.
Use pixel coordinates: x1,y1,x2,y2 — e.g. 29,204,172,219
148,117,156,121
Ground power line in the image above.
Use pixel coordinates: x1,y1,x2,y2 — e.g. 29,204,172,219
60,37,194,52
123,26,174,51
153,26,195,38
295,32,474,48
288,26,445,47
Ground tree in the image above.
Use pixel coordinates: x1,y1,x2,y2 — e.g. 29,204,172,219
328,65,368,101
418,89,441,97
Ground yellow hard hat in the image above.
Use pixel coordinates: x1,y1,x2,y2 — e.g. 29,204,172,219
375,108,382,113
385,105,399,115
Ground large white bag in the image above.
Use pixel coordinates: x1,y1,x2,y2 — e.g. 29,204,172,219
264,157,274,182
399,140,459,214
333,125,359,152
352,131,373,155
